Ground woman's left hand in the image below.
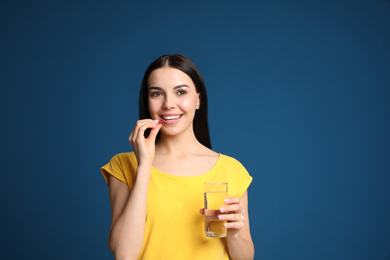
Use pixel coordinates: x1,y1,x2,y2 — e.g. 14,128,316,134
218,197,245,237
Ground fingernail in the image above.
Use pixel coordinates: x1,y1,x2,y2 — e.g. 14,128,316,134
224,198,229,203
220,207,226,212
153,120,159,124
218,215,224,220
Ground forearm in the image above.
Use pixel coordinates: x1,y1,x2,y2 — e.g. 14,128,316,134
109,165,151,260
227,233,255,260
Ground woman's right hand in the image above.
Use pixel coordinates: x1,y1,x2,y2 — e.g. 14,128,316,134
129,119,162,167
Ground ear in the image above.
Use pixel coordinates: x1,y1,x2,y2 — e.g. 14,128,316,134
196,93,201,110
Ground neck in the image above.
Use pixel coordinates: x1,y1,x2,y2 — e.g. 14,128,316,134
156,130,202,155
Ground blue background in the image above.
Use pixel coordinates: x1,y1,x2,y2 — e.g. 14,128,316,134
1,0,389,259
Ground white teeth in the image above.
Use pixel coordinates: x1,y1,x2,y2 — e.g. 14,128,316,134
163,115,181,120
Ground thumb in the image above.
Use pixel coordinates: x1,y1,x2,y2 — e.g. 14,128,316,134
147,124,162,143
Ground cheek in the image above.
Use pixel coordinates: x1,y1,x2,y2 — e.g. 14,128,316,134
179,99,197,111
148,100,160,115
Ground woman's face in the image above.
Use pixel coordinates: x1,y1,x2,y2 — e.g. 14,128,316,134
147,67,200,137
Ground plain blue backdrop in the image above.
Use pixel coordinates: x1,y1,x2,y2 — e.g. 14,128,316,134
1,0,389,259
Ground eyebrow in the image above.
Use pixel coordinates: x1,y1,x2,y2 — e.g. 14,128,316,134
148,84,190,91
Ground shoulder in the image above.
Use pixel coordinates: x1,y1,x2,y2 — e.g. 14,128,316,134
110,152,137,165
218,153,245,168
214,153,252,198
103,152,138,175
101,152,138,186
195,145,220,164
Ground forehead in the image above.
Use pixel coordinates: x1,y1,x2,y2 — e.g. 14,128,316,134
148,67,195,88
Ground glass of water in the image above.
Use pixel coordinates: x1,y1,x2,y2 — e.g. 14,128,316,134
204,182,228,237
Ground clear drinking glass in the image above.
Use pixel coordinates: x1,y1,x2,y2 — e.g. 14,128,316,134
204,182,228,237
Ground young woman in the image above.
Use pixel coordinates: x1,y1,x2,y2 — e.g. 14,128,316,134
101,54,254,260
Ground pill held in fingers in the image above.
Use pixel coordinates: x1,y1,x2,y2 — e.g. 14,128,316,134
152,119,164,125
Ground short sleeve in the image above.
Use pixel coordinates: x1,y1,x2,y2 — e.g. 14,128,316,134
236,164,253,198
217,155,253,198
101,154,127,185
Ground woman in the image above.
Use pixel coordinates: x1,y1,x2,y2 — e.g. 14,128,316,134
101,54,254,260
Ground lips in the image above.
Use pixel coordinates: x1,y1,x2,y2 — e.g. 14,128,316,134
160,114,183,124
162,115,182,120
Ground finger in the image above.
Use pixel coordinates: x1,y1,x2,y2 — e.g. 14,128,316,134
131,124,144,145
223,221,244,230
220,204,241,213
130,120,153,143
224,197,240,205
218,213,244,222
129,123,138,143
199,208,205,215
136,123,154,142
147,124,162,143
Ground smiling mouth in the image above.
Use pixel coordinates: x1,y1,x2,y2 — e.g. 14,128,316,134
161,115,183,121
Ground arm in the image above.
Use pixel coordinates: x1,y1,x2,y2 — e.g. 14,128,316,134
107,120,161,260
220,191,255,260
107,165,151,260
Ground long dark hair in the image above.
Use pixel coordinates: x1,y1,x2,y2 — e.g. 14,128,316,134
139,54,211,149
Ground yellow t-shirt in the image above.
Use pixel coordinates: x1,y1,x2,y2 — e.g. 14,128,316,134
101,152,253,260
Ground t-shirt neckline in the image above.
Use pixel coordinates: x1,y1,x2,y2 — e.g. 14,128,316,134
151,153,223,180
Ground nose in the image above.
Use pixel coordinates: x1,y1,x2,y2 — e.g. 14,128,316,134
162,94,175,109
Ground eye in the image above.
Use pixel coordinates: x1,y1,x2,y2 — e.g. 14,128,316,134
150,91,162,97
177,90,187,95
